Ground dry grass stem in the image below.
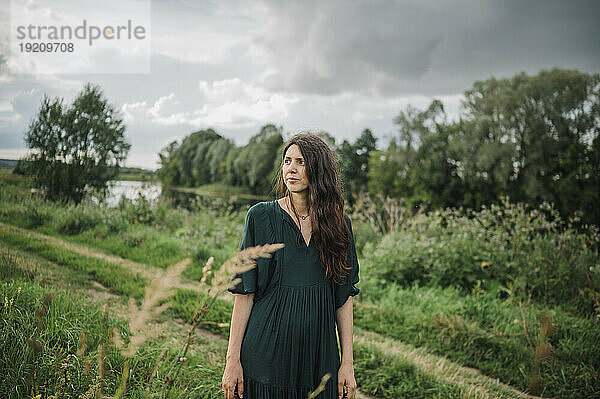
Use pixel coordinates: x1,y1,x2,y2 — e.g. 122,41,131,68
211,243,284,292
200,256,214,285
97,343,105,399
121,258,192,357
308,372,331,399
161,246,283,398
76,332,87,358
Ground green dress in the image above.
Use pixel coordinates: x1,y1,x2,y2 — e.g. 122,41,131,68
228,200,360,398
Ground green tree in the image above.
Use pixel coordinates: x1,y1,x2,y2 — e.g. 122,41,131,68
176,129,223,187
207,137,234,182
394,99,445,151
239,124,284,195
23,83,131,203
409,122,464,209
367,141,407,199
456,68,600,223
157,140,180,187
339,129,377,204
368,100,445,201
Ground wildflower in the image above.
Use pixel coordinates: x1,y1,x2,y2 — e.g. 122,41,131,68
31,395,41,399
17,286,22,294
4,296,7,308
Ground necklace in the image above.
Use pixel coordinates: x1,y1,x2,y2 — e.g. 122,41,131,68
286,197,309,221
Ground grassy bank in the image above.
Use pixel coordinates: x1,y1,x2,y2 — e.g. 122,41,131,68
1,171,598,398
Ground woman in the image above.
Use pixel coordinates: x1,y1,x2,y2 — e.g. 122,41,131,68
222,133,360,399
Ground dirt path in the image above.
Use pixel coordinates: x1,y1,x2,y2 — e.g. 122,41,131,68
0,222,161,280
0,222,205,294
354,329,544,399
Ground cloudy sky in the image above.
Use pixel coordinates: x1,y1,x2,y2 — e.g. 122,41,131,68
1,0,599,169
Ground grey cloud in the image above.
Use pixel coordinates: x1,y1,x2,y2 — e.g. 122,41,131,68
254,0,600,96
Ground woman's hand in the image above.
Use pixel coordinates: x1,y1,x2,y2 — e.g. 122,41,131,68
222,359,244,399
337,362,357,399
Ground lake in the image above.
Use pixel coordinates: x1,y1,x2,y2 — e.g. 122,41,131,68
101,180,161,207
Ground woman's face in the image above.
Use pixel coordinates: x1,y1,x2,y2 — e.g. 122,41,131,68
282,144,309,194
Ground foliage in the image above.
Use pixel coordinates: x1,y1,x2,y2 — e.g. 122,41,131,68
157,125,283,196
369,68,600,226
456,68,600,226
236,124,284,195
339,129,377,205
117,193,155,225
22,83,131,204
361,197,600,317
54,205,103,235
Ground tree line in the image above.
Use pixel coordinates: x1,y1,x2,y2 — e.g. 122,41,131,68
157,68,600,226
17,68,599,226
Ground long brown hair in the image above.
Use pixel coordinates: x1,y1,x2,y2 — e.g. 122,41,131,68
274,133,351,285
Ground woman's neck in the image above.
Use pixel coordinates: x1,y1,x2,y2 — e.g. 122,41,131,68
289,192,309,215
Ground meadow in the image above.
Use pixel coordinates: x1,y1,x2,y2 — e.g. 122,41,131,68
1,171,598,398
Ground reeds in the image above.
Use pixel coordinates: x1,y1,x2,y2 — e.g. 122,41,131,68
350,192,413,234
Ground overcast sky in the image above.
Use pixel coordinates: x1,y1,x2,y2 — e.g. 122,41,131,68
1,0,599,169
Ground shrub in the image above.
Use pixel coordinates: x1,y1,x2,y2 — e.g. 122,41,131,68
23,204,50,228
117,193,155,225
362,198,600,317
54,205,103,235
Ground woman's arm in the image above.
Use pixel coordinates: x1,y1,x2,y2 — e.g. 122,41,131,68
336,296,357,398
223,293,254,399
226,293,254,360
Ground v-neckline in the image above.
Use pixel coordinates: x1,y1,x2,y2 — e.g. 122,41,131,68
275,199,312,247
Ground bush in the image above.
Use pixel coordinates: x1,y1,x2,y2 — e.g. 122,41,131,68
23,204,50,228
117,193,155,225
362,198,600,317
54,205,103,235
352,221,379,255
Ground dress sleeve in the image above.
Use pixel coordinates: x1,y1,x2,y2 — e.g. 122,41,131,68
227,207,258,295
334,214,360,309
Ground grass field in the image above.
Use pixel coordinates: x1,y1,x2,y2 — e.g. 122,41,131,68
1,172,598,398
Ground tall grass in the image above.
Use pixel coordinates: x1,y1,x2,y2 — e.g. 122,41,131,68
355,280,600,398
358,197,600,317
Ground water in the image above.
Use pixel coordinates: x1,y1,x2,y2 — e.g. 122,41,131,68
94,180,257,212
101,180,161,207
